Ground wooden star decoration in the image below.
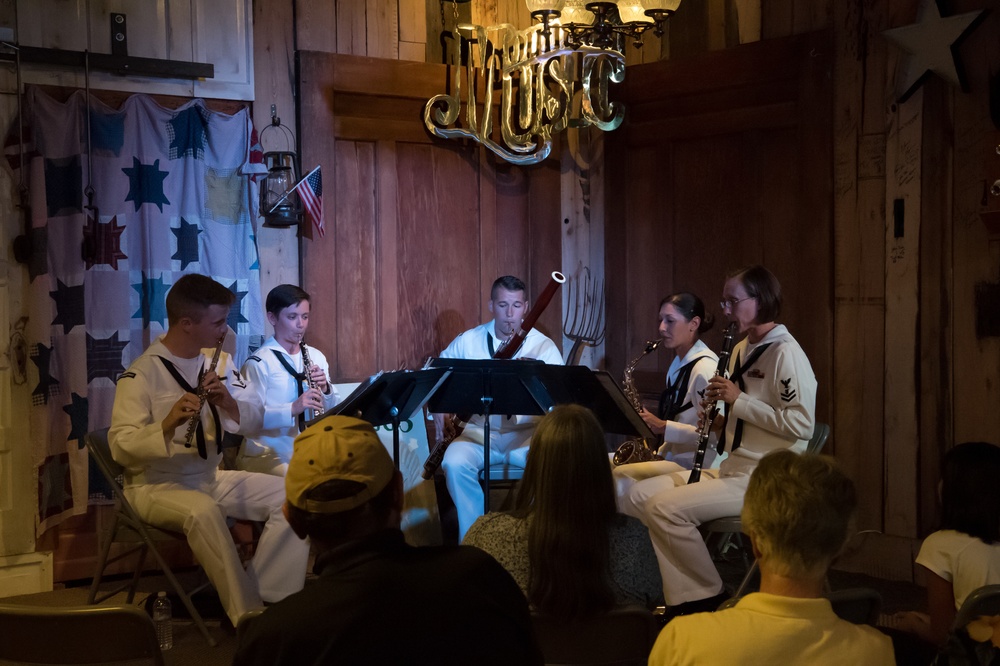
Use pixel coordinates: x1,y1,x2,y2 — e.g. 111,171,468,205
882,0,987,103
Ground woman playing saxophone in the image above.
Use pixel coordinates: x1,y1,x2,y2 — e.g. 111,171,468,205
612,293,719,501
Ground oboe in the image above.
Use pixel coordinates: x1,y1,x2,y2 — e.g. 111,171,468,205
183,336,225,448
300,340,326,419
688,322,737,483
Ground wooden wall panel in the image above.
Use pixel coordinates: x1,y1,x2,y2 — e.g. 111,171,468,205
918,77,952,537
295,0,338,52
831,0,887,535
332,141,380,378
526,159,565,344
396,143,483,366
337,0,368,55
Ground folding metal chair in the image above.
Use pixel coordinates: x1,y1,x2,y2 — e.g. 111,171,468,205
85,428,218,647
479,463,524,511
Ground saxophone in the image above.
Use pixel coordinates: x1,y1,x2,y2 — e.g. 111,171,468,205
612,338,663,466
300,339,326,420
183,335,225,448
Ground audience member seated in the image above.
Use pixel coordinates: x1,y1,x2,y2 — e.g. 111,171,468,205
232,416,543,666
463,404,663,616
892,442,1000,656
648,449,895,665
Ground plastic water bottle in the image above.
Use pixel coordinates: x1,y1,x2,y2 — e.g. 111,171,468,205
152,591,173,650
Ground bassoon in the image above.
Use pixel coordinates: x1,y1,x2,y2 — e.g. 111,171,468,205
421,271,566,479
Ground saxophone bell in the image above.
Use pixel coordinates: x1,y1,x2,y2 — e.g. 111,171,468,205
613,338,664,466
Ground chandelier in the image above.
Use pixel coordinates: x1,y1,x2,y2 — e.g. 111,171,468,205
423,0,682,164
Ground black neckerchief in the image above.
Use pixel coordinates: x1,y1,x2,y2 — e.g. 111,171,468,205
658,355,712,421
272,349,308,433
487,331,496,357
157,356,221,459
717,342,774,455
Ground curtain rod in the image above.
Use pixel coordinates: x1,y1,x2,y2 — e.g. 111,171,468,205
0,44,214,80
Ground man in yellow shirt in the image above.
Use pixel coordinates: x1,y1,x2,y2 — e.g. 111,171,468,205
648,450,895,665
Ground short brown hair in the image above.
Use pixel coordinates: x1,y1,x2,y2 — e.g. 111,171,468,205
728,265,782,323
741,450,857,578
166,274,235,325
491,275,526,300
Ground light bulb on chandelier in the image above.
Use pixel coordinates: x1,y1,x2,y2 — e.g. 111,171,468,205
528,0,682,51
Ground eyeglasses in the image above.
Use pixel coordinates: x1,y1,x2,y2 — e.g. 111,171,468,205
720,296,754,311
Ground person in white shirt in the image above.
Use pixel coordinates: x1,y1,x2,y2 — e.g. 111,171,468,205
612,292,720,509
109,274,309,627
894,441,1000,649
433,275,564,541
239,284,340,476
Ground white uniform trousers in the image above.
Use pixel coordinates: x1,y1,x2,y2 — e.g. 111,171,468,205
613,458,699,514
443,426,531,541
126,469,309,626
621,465,748,606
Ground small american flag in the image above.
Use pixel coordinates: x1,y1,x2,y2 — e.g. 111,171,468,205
294,165,324,237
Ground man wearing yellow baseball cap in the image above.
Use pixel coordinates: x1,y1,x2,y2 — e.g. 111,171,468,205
233,416,542,665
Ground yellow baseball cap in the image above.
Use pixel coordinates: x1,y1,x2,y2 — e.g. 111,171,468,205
285,416,394,513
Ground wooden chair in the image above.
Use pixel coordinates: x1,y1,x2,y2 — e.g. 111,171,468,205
0,603,164,665
85,428,218,647
531,605,659,666
701,422,831,597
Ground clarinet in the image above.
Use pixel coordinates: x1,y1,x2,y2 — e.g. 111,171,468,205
688,322,737,483
299,339,326,420
183,335,225,448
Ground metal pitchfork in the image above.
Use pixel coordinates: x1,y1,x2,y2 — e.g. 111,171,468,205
562,267,606,365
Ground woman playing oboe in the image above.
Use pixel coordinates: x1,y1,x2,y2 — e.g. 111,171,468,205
620,265,817,617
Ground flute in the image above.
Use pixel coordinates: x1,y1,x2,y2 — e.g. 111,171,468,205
183,336,225,448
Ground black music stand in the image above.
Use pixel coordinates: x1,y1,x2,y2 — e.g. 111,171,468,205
533,366,656,441
309,368,449,470
426,358,552,513
425,360,655,512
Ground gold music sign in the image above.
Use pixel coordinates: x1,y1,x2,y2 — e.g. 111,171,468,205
423,22,626,165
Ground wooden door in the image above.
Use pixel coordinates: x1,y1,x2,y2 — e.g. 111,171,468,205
297,52,564,381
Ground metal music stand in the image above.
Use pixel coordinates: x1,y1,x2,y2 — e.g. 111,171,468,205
310,368,449,470
533,366,656,441
426,358,553,513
